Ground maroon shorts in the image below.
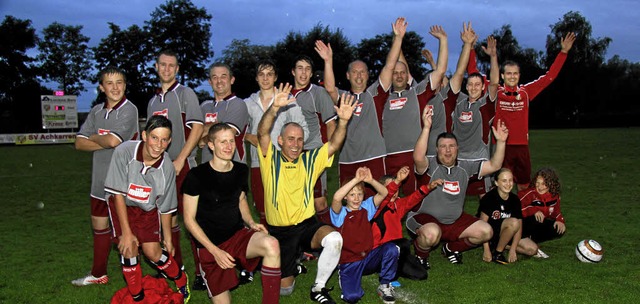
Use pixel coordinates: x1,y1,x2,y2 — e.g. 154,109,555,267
250,167,265,216
503,145,531,185
339,157,386,198
384,152,416,196
175,159,190,214
91,196,109,217
108,196,161,243
198,228,260,297
466,175,491,196
410,212,479,242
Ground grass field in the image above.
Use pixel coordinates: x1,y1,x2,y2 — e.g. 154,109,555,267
1,128,639,303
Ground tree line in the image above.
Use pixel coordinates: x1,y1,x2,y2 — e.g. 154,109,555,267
1,0,638,133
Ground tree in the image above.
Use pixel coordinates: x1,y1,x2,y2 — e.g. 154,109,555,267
220,39,274,98
357,31,427,84
145,0,213,87
37,22,92,95
93,23,155,108
0,15,38,103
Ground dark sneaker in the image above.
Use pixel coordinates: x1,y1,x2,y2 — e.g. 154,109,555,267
295,263,308,276
238,269,254,285
416,255,431,270
493,251,509,265
377,283,396,304
177,273,191,303
310,286,336,304
192,274,206,290
441,243,463,264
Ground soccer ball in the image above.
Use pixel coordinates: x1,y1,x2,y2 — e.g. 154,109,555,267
575,239,603,263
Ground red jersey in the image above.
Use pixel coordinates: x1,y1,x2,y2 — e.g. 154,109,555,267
518,188,565,223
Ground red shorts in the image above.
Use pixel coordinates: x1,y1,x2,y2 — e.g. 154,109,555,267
503,145,531,185
410,212,479,242
175,159,190,214
91,196,109,217
384,152,416,196
108,196,161,243
250,167,265,216
198,228,260,297
339,157,386,198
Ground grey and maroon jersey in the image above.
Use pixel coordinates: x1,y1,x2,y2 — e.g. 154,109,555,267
407,157,482,228
200,95,248,164
147,82,203,168
77,98,139,200
290,84,337,150
245,91,308,168
336,80,388,164
382,75,433,155
423,83,450,157
452,91,495,161
104,141,177,214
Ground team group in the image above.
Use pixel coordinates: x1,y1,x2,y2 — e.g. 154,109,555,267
71,17,576,304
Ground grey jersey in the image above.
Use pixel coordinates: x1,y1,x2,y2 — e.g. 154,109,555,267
291,84,337,150
245,91,308,168
147,82,203,168
383,75,432,155
407,157,482,227
104,141,177,214
77,98,139,200
425,84,450,157
337,80,387,164
452,92,494,161
200,95,249,164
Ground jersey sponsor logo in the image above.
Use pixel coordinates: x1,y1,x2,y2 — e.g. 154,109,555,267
152,108,169,118
353,102,363,116
205,112,218,123
98,128,111,135
459,111,473,123
442,180,460,195
492,210,512,220
127,183,152,204
498,100,525,112
389,97,408,110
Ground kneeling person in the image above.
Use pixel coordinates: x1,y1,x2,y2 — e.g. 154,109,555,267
105,115,189,302
183,123,281,304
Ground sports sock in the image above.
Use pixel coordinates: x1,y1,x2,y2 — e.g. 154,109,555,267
260,265,281,304
171,225,183,266
92,227,112,277
121,256,143,299
448,238,476,252
152,250,187,287
413,239,431,259
314,231,342,291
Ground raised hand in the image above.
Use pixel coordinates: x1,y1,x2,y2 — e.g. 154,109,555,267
492,119,509,142
273,83,296,108
561,32,576,53
396,166,410,183
421,49,435,68
355,167,368,181
460,22,476,44
421,105,434,129
429,25,447,40
392,17,408,38
335,92,357,122
482,36,497,57
314,40,333,61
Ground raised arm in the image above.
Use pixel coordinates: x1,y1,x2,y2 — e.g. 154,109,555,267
485,36,499,100
315,40,339,103
480,119,509,176
331,167,366,214
257,83,295,156
428,25,448,90
421,49,436,71
327,93,356,157
561,32,576,54
450,22,477,93
362,167,389,206
380,17,407,89
413,106,434,174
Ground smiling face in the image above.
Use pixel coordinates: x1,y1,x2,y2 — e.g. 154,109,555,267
277,123,304,161
347,60,369,93
392,61,408,91
99,72,126,104
208,128,236,162
495,170,514,196
256,65,277,91
209,66,235,99
344,184,365,211
535,176,549,195
155,54,179,85
142,127,171,163
501,64,520,88
466,75,485,101
436,137,458,167
292,59,312,89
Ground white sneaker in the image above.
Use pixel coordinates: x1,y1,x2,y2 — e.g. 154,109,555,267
534,249,549,259
377,283,396,304
71,274,109,286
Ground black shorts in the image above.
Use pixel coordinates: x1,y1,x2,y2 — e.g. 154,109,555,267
268,216,324,277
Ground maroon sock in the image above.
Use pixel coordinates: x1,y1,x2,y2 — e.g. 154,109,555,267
447,238,477,252
260,265,281,304
91,227,112,277
413,239,431,259
155,251,187,287
171,226,183,266
122,258,143,299
316,207,332,225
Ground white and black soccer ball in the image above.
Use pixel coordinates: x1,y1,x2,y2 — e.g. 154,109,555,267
575,239,603,263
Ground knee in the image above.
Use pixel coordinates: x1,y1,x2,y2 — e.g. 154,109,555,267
264,236,280,258
322,231,343,251
479,223,493,242
383,243,400,260
505,218,520,230
416,225,440,247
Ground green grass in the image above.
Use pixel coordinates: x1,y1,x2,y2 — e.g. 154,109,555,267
1,128,639,303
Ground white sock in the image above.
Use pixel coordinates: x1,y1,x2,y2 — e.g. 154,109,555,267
313,231,342,292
